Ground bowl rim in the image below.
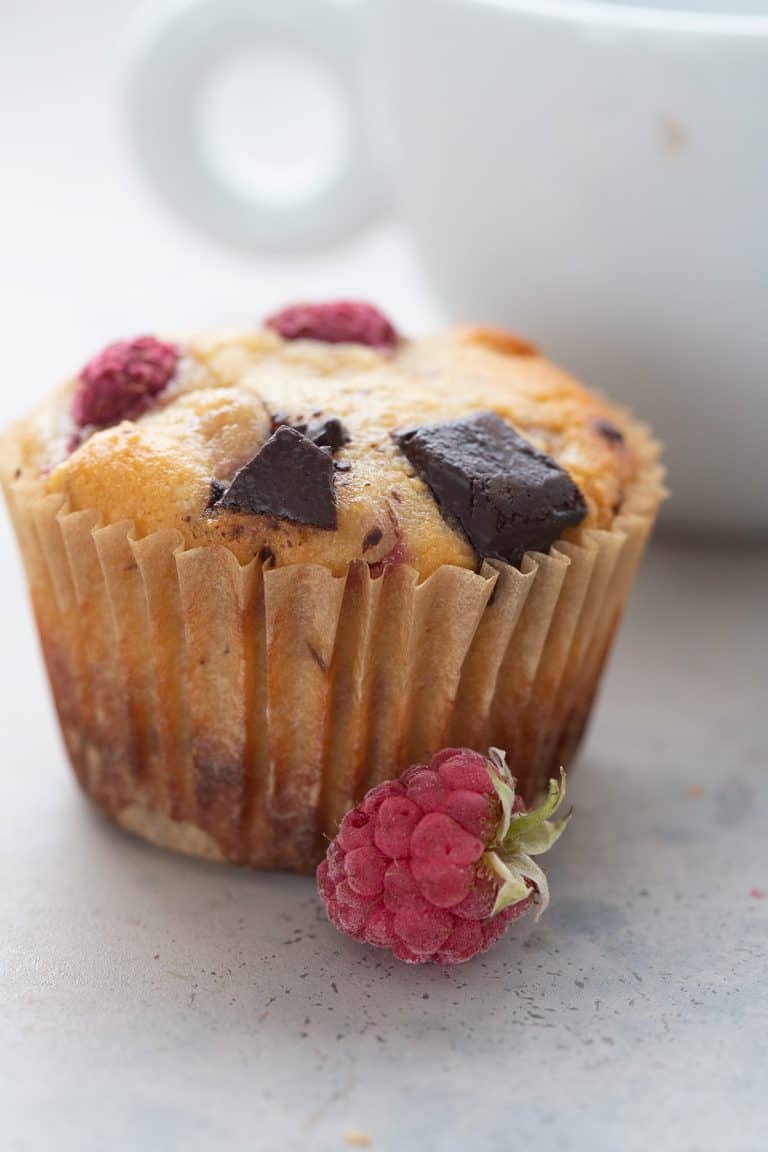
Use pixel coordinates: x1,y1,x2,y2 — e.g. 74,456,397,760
462,0,768,38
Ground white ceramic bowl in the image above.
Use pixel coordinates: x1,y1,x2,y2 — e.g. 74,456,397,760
129,0,768,530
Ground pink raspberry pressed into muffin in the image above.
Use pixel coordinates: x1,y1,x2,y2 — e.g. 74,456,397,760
265,300,399,349
72,336,179,427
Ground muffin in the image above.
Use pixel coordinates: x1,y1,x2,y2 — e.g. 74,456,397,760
0,302,665,872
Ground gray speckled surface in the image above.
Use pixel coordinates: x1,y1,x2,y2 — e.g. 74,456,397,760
1,530,766,1152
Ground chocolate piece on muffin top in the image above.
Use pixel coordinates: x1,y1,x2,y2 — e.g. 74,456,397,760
216,426,337,530
394,412,587,568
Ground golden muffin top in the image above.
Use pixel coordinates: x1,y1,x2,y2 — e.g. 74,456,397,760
9,303,641,579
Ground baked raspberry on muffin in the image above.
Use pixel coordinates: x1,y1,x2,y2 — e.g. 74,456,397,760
1,302,664,871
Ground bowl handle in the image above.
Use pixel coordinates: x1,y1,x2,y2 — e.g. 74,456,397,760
127,0,386,250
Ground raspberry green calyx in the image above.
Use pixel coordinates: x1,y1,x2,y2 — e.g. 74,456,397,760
484,750,571,920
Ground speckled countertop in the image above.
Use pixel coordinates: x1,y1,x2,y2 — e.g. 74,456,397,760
2,523,766,1152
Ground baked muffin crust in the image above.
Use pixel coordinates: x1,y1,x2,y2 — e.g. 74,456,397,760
17,324,639,579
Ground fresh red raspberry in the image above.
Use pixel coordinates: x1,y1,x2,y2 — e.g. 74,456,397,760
317,748,570,965
265,300,399,349
72,336,179,428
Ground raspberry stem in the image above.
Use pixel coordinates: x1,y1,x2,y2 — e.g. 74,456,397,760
485,753,572,920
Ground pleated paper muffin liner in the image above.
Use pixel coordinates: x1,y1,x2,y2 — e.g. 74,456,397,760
1,423,665,873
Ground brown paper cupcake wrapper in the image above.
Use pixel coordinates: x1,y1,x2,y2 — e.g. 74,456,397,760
2,425,665,872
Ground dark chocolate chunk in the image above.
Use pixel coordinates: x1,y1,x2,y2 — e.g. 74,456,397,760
305,416,350,452
218,426,337,529
271,412,350,454
362,526,383,552
206,478,228,510
394,412,587,567
593,418,625,445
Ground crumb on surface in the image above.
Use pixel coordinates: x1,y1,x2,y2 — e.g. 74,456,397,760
750,888,766,900
687,784,704,798
344,1129,373,1147
657,115,689,157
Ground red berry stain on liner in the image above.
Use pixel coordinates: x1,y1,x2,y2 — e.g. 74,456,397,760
317,747,570,965
72,336,179,428
266,301,399,349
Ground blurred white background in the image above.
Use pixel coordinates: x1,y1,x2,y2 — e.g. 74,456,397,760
0,0,437,425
